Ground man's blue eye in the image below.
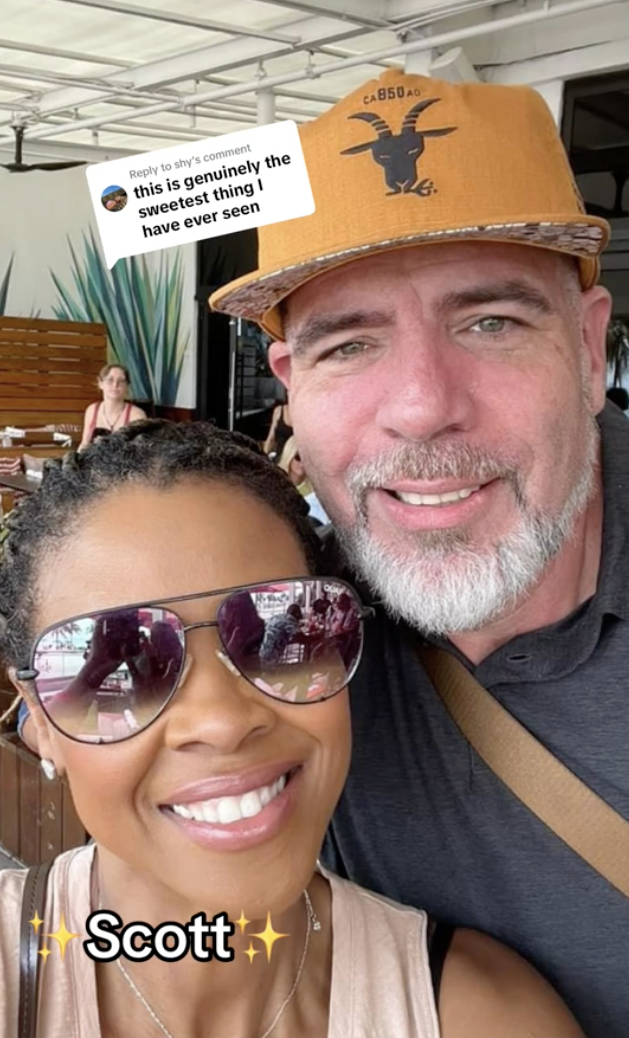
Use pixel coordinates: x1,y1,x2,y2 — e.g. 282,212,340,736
472,317,512,334
336,341,368,357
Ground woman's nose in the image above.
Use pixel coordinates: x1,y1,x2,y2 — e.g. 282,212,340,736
162,630,277,754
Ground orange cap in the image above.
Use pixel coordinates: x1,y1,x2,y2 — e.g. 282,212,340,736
210,69,609,340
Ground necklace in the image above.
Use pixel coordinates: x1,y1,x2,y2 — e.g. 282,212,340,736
113,891,320,1038
101,403,125,431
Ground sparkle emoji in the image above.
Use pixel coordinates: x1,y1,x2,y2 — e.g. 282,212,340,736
46,914,80,960
244,941,260,964
235,911,250,935
29,911,44,935
250,913,289,962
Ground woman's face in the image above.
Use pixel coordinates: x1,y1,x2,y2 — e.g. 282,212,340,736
28,481,351,917
98,366,128,402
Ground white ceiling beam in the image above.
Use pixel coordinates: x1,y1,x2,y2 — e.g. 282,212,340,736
14,0,624,145
58,0,301,44
7,14,372,124
469,0,628,64
0,62,131,90
0,37,134,68
246,0,388,28
486,37,629,85
388,0,497,19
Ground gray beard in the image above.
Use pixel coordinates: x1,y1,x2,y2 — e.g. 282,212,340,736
333,427,599,635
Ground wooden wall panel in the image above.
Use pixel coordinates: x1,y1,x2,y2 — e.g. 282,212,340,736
0,317,107,432
19,753,41,863
0,733,90,866
40,780,63,862
0,737,20,858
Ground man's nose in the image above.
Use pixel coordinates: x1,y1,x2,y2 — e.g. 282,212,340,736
162,631,276,755
375,326,476,443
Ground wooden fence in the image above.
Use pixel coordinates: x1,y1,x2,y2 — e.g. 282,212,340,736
0,316,108,429
0,731,88,865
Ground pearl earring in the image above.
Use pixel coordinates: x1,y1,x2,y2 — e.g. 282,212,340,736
40,759,57,781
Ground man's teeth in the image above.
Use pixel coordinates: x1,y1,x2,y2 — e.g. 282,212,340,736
394,486,480,506
170,774,287,825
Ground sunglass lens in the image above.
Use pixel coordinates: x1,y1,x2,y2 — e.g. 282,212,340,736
32,608,184,742
217,579,363,702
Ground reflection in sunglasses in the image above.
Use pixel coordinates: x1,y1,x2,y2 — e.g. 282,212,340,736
25,578,370,743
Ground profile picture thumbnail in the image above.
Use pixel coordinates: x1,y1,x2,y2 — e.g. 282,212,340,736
101,185,128,212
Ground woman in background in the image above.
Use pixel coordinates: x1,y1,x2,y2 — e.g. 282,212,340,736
264,394,293,459
279,437,329,526
79,363,146,449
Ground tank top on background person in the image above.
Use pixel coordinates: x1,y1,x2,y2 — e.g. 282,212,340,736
88,401,133,444
272,405,293,457
0,846,443,1037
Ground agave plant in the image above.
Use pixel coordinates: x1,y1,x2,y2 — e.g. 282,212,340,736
0,255,13,314
51,230,188,405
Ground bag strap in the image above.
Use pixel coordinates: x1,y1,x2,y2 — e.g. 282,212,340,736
419,643,629,900
19,860,53,1038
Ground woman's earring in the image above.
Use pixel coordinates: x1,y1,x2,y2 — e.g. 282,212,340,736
40,759,57,781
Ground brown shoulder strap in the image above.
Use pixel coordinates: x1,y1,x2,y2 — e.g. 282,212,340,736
19,861,53,1038
419,644,629,900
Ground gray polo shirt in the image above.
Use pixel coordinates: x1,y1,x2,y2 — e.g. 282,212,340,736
323,402,629,1038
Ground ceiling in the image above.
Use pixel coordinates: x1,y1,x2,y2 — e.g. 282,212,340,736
0,0,627,165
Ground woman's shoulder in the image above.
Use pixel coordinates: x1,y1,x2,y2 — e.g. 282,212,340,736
0,847,97,1036
0,844,94,910
128,404,147,421
322,867,431,952
438,929,585,1037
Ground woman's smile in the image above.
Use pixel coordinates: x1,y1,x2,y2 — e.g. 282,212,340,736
161,763,304,851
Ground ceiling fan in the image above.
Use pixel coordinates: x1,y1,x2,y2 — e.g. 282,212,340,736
0,125,87,173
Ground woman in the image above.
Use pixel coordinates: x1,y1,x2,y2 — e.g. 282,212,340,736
0,422,584,1037
263,396,292,459
79,363,146,449
278,437,329,526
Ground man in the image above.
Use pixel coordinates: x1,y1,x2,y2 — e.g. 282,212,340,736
224,69,621,1036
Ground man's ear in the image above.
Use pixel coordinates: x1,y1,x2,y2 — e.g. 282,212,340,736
581,285,613,415
8,668,57,764
268,340,292,391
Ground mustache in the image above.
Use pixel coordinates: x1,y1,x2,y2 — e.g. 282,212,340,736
347,441,524,509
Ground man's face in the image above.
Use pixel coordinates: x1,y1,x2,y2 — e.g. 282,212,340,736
269,242,611,633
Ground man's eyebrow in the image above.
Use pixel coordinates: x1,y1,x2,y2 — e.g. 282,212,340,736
289,310,394,357
436,280,556,317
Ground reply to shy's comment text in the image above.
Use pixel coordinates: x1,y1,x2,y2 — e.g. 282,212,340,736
87,120,315,268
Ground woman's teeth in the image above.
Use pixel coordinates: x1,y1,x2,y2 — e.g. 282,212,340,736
394,486,480,506
170,774,287,825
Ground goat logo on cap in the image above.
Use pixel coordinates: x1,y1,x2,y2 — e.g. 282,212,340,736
341,98,456,197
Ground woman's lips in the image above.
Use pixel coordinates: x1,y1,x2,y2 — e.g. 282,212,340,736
161,767,302,852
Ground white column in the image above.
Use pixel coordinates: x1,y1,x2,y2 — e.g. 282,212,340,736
405,49,434,76
257,88,276,125
533,79,565,126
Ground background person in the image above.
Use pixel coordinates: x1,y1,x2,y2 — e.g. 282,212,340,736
79,363,146,449
210,69,624,1038
263,393,293,459
0,421,583,1037
279,437,329,526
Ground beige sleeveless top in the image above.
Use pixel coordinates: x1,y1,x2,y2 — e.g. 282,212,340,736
0,846,441,1037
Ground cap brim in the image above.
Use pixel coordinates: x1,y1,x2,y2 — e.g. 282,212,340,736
210,215,608,341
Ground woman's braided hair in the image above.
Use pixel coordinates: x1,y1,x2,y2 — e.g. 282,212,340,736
0,420,320,672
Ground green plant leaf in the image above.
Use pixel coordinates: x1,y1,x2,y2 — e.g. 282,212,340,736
50,231,188,405
0,255,14,314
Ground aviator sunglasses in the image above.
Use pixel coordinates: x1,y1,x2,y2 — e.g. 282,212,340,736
17,577,374,745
